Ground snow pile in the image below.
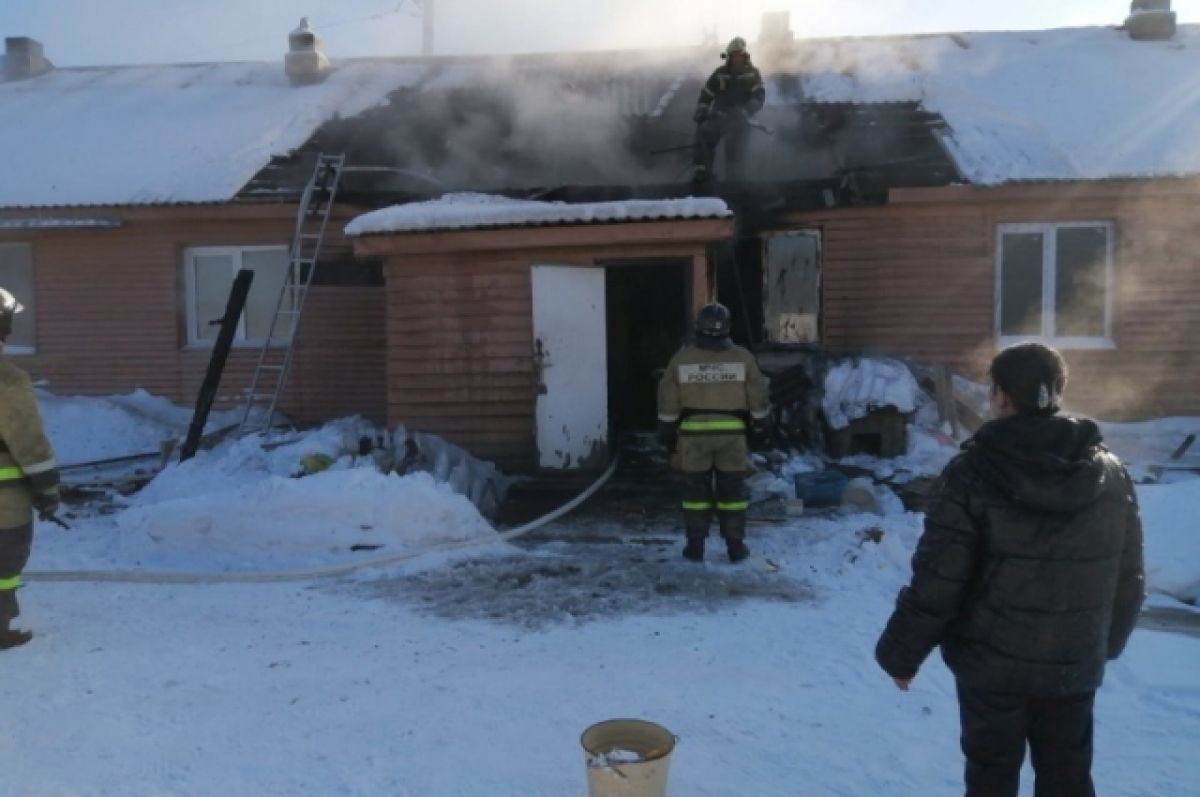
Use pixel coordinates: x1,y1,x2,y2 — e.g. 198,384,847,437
1097,417,1200,482
37,388,241,465
29,392,506,573
1136,480,1200,603
345,192,731,236
821,357,921,430
795,25,1200,184
392,426,511,518
113,421,498,572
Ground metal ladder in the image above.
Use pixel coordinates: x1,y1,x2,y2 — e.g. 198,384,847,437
238,153,345,436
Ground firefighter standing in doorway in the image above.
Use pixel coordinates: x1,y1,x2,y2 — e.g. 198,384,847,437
0,288,60,649
691,36,767,186
657,303,770,563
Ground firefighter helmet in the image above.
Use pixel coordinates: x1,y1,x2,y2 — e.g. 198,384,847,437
0,287,23,340
722,37,748,58
694,302,732,339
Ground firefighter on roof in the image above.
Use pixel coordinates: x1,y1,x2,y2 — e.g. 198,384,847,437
691,36,767,185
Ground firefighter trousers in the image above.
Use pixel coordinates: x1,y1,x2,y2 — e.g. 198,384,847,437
678,434,748,541
0,520,33,628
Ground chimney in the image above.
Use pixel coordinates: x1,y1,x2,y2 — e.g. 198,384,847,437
1126,0,1176,41
757,11,795,66
4,37,54,81
421,0,435,56
284,17,330,86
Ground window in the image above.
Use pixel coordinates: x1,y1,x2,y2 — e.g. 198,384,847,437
0,243,34,353
996,222,1114,348
184,246,293,346
762,231,821,343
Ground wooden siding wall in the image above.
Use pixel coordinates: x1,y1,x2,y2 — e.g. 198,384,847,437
384,254,536,472
374,236,716,473
0,207,386,427
788,187,1200,420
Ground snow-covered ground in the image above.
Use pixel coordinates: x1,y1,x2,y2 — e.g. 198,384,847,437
5,390,1199,795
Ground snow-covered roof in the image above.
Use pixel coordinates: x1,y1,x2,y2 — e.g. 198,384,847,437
5,25,1200,209
792,25,1200,185
0,60,424,208
344,193,731,236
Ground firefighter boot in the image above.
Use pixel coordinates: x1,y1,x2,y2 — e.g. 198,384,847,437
719,512,750,563
0,597,31,650
682,510,710,562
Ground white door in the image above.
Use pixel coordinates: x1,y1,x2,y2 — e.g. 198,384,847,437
531,265,608,471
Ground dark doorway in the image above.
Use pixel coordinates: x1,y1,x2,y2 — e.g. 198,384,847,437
605,261,689,435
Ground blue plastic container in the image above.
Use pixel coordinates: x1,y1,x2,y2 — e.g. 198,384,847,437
794,471,849,507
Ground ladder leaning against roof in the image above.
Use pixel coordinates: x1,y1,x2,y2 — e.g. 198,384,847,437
238,153,345,436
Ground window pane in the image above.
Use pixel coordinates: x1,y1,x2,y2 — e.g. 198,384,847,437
1055,226,1108,338
242,248,291,341
193,253,235,342
1000,232,1044,336
0,244,34,349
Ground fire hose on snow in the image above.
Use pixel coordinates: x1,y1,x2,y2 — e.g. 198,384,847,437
24,456,619,586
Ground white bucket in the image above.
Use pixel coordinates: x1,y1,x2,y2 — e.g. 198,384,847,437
580,718,676,797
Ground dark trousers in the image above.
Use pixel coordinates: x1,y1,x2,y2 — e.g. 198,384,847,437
957,682,1096,797
693,112,750,178
0,521,33,628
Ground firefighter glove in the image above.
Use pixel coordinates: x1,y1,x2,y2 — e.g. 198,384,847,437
656,420,678,450
750,416,773,448
33,492,60,522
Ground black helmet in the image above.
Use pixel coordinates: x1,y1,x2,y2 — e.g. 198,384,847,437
0,287,22,340
694,302,731,339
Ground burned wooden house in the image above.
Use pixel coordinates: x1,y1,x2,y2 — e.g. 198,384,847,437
2,5,1198,472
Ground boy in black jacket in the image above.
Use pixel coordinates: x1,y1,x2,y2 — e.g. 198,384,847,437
876,343,1145,797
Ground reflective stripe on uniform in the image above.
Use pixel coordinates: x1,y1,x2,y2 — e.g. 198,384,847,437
657,413,680,423
682,500,714,511
679,419,745,432
22,457,56,476
0,575,19,591
717,500,749,512
0,466,23,481
750,409,771,420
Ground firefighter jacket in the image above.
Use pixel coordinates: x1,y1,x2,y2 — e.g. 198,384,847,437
0,357,59,529
695,63,766,118
657,341,770,436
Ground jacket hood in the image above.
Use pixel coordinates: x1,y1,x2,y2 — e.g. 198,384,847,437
965,415,1110,513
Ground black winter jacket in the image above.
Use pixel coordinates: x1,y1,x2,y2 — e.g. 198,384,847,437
876,415,1145,696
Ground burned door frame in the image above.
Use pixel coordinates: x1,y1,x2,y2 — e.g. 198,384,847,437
761,229,823,344
599,257,694,436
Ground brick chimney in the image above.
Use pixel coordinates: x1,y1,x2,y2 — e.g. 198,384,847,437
4,37,54,81
1126,0,1176,41
757,11,795,65
285,17,330,85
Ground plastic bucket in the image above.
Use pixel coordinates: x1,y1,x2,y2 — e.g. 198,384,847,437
580,718,675,797
794,470,849,507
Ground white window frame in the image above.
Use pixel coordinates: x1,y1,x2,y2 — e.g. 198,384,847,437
184,245,292,348
0,242,35,355
994,221,1115,350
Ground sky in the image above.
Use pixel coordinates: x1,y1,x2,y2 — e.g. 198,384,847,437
2,0,1199,66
